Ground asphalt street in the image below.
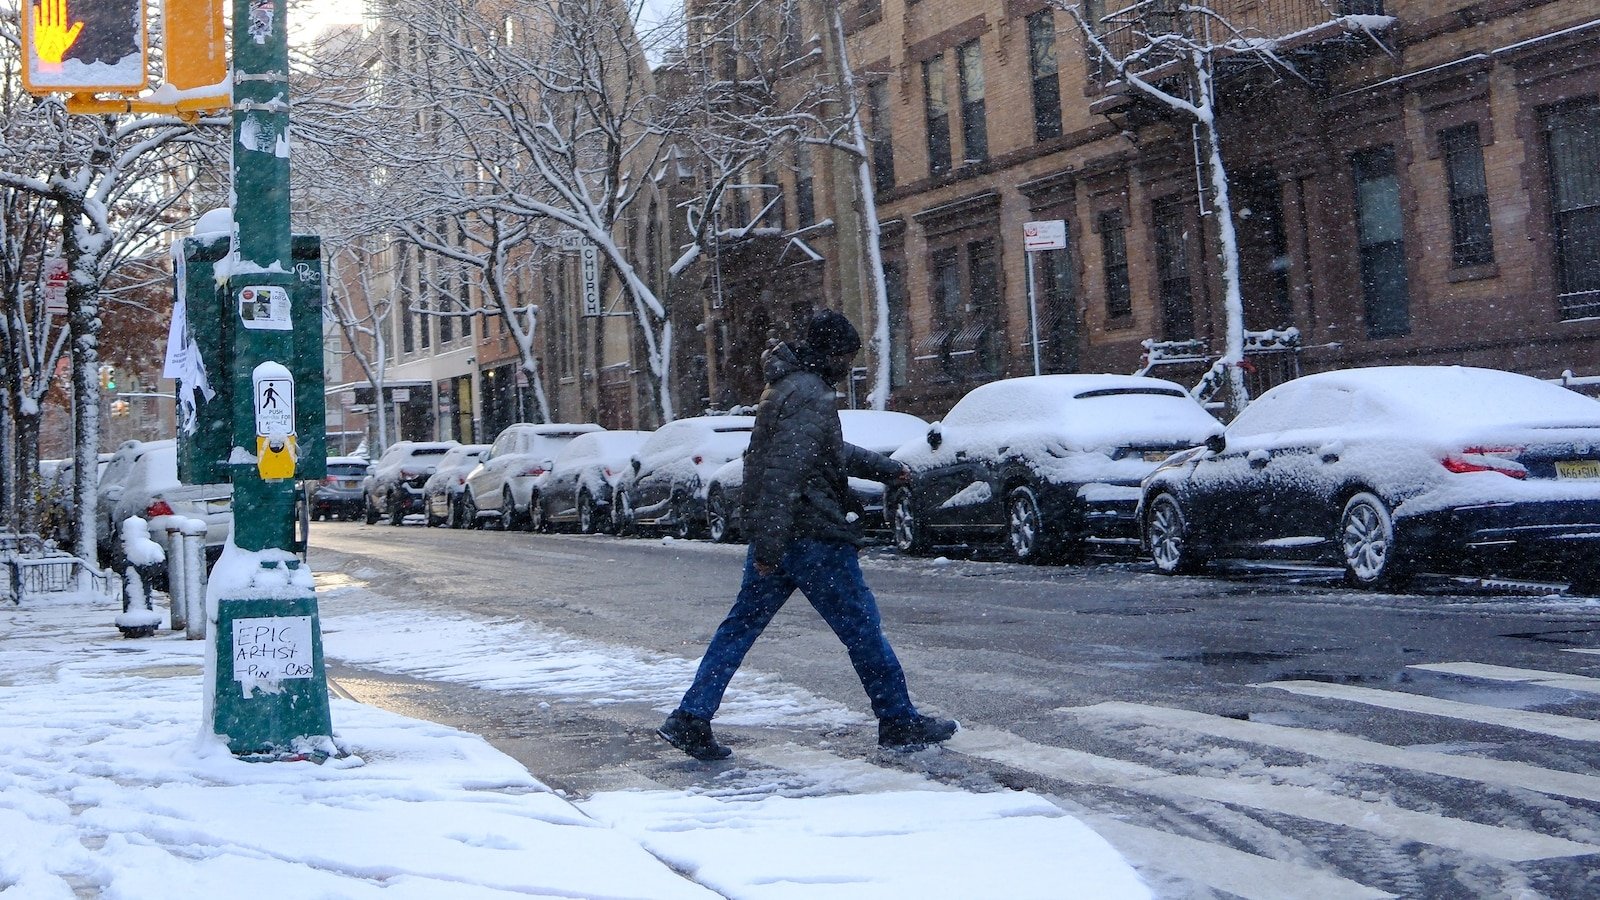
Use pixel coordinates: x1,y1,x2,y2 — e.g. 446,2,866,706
309,520,1600,899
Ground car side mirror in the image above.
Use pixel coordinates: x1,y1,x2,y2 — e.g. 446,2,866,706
1205,434,1226,454
926,425,942,451
631,457,641,473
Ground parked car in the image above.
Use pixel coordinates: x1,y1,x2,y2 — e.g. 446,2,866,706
421,444,491,528
464,423,604,530
95,439,231,584
534,430,651,533
704,409,929,543
887,374,1223,562
1139,365,1600,589
309,455,372,521
363,441,459,525
616,415,755,538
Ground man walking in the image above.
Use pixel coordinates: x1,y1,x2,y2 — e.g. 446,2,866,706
659,309,957,761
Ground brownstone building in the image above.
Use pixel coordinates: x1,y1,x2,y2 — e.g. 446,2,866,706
686,0,1600,418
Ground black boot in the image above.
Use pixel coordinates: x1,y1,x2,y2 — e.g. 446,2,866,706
878,714,958,752
658,710,732,761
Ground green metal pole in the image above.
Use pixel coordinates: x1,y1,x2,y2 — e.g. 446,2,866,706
231,0,294,551
207,0,334,759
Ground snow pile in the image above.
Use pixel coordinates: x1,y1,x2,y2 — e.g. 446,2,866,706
120,516,166,567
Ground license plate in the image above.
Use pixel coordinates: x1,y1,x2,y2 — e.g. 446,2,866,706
1556,460,1600,479
339,480,360,488
1142,450,1174,463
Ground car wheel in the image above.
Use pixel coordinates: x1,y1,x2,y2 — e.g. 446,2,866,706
615,490,636,536
424,496,442,528
446,495,462,529
388,494,405,526
1146,493,1203,575
1006,485,1062,564
670,495,699,540
528,492,548,533
500,488,521,531
706,487,733,543
363,494,380,525
577,492,599,535
1339,492,1408,589
462,492,483,529
890,489,929,556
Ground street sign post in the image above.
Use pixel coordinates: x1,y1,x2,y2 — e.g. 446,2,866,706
1022,220,1068,377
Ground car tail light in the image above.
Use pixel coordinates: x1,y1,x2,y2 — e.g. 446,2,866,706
603,466,615,477
1442,446,1526,479
457,475,467,485
693,455,704,465
323,475,338,485
522,466,546,477
146,500,175,516
400,469,419,480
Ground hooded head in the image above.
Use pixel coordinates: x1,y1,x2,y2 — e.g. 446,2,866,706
797,309,860,383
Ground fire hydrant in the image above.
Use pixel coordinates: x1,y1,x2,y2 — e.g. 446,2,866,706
115,517,165,639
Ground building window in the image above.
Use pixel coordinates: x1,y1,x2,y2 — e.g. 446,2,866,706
399,253,416,354
1351,145,1410,337
923,56,951,176
867,79,895,193
956,40,987,164
1545,99,1600,319
1027,11,1062,143
967,239,1001,375
1098,211,1131,320
1440,123,1494,268
794,142,815,227
1037,246,1077,373
1151,199,1195,340
885,260,909,387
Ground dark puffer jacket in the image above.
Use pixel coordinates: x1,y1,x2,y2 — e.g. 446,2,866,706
741,342,904,569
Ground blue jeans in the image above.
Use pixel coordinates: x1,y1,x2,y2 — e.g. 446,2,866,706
678,540,917,722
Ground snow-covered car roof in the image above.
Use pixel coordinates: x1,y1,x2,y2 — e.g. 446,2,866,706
434,444,490,466
1248,366,1600,436
554,430,651,466
839,410,929,454
932,374,1220,450
499,422,605,438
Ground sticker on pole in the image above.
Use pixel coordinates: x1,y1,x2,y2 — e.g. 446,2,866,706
238,285,292,331
43,256,69,315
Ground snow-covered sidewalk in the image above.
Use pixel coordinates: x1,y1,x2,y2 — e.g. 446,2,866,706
1,587,1148,899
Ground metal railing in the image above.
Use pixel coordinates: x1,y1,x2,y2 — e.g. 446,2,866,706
3,547,118,605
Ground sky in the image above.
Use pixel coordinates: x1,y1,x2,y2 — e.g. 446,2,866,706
0,560,1149,899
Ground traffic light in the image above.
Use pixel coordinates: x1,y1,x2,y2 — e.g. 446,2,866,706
97,363,116,391
22,0,148,95
110,399,130,417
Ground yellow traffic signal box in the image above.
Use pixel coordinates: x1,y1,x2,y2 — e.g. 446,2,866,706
165,0,225,91
22,0,148,94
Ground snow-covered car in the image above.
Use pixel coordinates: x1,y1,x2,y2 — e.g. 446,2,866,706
95,439,231,582
888,374,1223,562
363,441,458,525
421,444,490,528
309,455,371,521
704,409,929,543
534,430,651,534
616,415,755,538
464,423,604,530
1139,365,1600,590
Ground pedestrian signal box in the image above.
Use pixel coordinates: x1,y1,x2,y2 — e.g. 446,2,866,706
175,234,326,486
22,0,148,94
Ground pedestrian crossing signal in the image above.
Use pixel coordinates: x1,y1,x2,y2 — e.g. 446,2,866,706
22,0,148,95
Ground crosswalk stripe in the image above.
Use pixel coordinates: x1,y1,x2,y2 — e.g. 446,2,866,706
947,727,1599,861
1084,817,1396,900
1259,680,1600,743
1066,701,1600,804
1409,662,1600,694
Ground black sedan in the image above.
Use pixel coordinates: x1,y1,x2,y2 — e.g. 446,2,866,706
887,375,1222,562
1139,365,1600,589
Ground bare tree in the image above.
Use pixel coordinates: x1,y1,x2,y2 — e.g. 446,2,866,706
1059,0,1392,416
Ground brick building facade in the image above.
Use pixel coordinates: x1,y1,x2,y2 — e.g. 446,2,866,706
689,0,1600,418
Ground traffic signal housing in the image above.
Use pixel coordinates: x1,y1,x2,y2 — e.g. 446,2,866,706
97,364,116,391
110,399,130,417
22,0,148,95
